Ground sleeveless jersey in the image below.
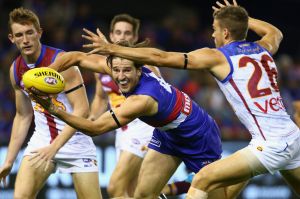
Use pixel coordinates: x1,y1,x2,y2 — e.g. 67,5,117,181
99,74,125,108
13,45,95,145
124,68,212,136
216,41,298,140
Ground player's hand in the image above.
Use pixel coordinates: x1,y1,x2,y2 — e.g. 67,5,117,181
82,28,111,55
212,0,238,12
29,145,56,171
0,163,12,187
27,89,58,115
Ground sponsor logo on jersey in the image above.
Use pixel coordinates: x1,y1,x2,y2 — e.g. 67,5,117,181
182,92,192,115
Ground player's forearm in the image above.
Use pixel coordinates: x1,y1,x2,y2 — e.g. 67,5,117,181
54,109,114,137
51,104,89,151
110,44,180,68
5,115,31,165
249,17,283,41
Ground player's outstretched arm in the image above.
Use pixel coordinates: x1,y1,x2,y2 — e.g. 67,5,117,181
49,51,111,75
30,93,156,137
83,28,221,71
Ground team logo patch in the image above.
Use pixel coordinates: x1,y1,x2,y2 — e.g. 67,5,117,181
257,146,263,151
149,136,161,147
44,77,58,85
132,138,141,145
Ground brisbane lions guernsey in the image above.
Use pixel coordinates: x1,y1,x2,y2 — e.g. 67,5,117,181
216,41,298,140
13,45,95,146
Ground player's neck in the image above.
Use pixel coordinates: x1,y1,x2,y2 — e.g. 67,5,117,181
225,39,245,45
224,39,236,45
22,43,42,64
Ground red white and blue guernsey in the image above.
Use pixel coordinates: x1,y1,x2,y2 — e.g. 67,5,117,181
13,45,96,159
123,68,222,172
98,73,154,159
216,41,299,141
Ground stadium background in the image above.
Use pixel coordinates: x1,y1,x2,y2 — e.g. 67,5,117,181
0,0,300,198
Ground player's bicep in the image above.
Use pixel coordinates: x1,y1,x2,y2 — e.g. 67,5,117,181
112,95,155,126
81,54,111,75
10,66,33,117
256,30,283,55
15,89,33,117
256,39,278,55
92,95,155,133
61,66,89,114
187,48,222,70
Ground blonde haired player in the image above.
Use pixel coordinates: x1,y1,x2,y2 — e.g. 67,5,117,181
82,0,300,198
0,7,101,199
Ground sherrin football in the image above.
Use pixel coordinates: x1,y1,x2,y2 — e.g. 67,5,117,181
22,67,65,94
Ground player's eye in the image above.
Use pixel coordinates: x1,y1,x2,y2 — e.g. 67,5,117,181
27,30,34,35
15,33,23,38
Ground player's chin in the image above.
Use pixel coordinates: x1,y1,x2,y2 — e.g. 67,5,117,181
22,49,34,56
119,87,131,94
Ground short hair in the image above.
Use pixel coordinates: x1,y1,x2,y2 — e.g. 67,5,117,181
8,7,41,34
110,14,140,36
213,6,249,40
106,40,148,69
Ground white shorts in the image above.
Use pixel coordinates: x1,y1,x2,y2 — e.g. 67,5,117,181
115,118,154,159
248,130,300,174
23,132,98,173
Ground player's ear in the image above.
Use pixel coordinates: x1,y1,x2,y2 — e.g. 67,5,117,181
223,28,230,40
38,28,43,38
133,34,138,43
137,66,142,77
8,34,14,43
109,32,114,42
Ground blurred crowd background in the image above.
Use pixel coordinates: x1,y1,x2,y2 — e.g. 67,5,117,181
1,0,300,198
1,0,300,144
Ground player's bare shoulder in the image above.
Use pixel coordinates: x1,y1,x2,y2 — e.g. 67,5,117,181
9,63,18,89
188,47,227,70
